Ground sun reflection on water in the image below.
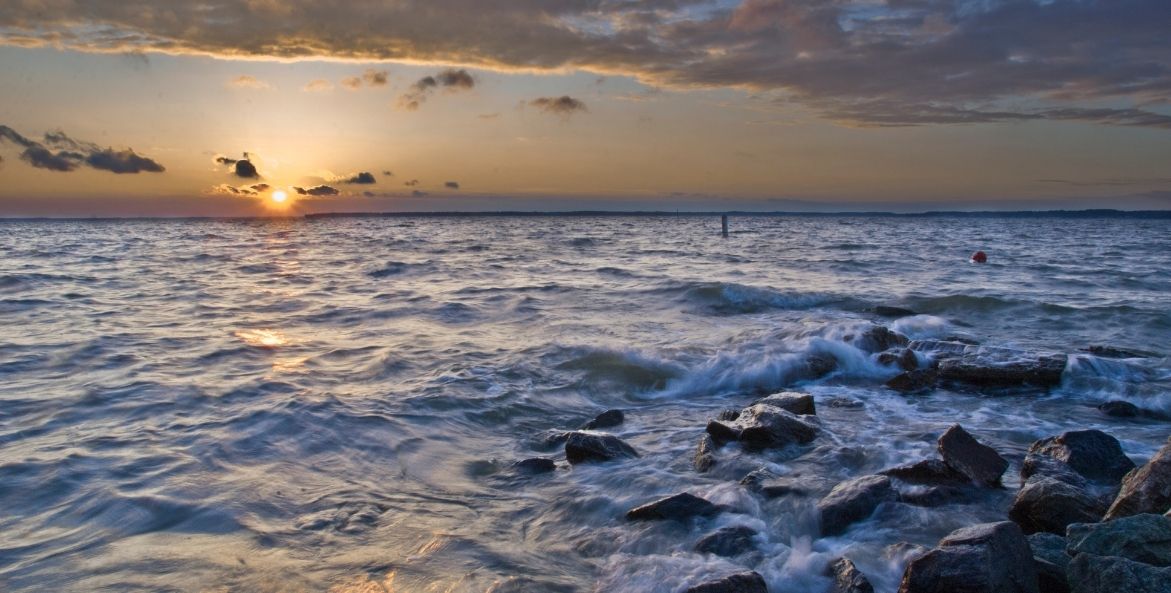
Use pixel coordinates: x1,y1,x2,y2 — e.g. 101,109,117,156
234,329,288,348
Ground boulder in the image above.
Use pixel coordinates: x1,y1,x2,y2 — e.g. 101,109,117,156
694,526,758,557
1066,514,1171,567
626,492,720,521
582,409,624,430
717,409,741,422
853,325,910,353
753,391,816,416
706,404,818,451
1010,476,1106,534
1105,438,1171,520
564,431,639,464
1025,430,1135,486
881,459,969,485
1028,533,1071,593
908,339,971,360
818,475,898,536
801,353,839,380
886,369,939,393
1066,553,1171,593
938,424,1008,487
897,484,980,507
897,521,1040,593
1020,454,1092,488
828,557,874,593
695,434,717,473
685,572,768,593
937,350,1067,388
1099,401,1140,418
878,348,919,371
512,458,556,474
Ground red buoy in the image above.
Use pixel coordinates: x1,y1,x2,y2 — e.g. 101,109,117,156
971,250,988,263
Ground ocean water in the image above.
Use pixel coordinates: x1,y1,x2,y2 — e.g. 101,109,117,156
0,215,1169,593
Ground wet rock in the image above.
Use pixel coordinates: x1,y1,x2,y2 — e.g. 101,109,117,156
512,458,556,474
828,397,865,409
707,404,818,451
1105,438,1171,520
582,409,624,430
1067,514,1171,566
1029,533,1072,593
828,557,874,593
853,325,910,353
1082,345,1154,359
1021,454,1092,488
908,339,971,360
938,424,1008,487
1066,553,1171,593
685,571,768,593
897,484,980,507
874,305,917,318
1027,430,1135,486
802,353,839,380
886,369,939,393
694,525,758,557
717,409,741,422
818,475,898,536
1034,558,1069,593
739,468,777,490
1010,476,1106,535
878,348,919,371
564,431,639,464
937,350,1067,388
897,521,1039,593
695,434,716,473
881,459,969,485
753,391,816,416
626,492,720,521
1099,400,1141,418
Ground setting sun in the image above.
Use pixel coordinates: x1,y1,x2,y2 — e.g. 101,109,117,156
272,190,288,203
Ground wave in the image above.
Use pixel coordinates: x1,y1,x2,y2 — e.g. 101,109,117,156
664,281,838,315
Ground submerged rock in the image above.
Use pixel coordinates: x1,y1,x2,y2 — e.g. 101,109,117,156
1010,475,1106,535
828,557,875,593
753,391,816,416
582,409,624,430
694,525,758,557
626,492,720,521
874,305,917,318
881,459,969,485
1066,514,1171,567
1099,400,1141,418
564,431,639,464
898,521,1039,593
695,434,716,473
1066,553,1171,593
1105,438,1171,520
937,350,1067,388
1025,430,1135,486
512,458,556,474
1082,345,1154,359
685,571,768,593
706,404,818,451
878,348,919,372
818,475,897,536
886,369,939,393
938,424,1008,487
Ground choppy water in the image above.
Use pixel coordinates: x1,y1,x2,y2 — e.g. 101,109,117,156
1,215,1169,593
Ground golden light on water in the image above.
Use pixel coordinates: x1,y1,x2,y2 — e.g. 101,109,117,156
234,329,288,348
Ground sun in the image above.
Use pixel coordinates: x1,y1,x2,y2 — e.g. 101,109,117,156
271,190,288,203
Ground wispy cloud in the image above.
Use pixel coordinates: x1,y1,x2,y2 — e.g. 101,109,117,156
529,96,588,117
398,69,475,111
0,125,165,174
227,75,272,90
303,79,333,92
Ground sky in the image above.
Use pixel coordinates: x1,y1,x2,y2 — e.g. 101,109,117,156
0,0,1169,216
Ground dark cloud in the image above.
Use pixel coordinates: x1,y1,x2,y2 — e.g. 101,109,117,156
382,170,394,176
399,69,476,110
215,155,238,165
444,181,460,189
342,69,390,90
5,0,1169,128
344,171,377,184
293,185,340,196
404,179,420,186
0,124,165,173
216,153,259,178
211,182,269,196
529,96,588,116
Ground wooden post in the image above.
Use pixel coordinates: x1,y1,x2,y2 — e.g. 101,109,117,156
721,214,729,237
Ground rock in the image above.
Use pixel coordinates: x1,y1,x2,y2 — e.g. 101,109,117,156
897,521,1039,593
707,404,818,451
1105,438,1171,520
938,424,1008,487
1099,401,1141,418
874,305,917,318
818,475,897,536
1066,514,1171,567
882,459,970,485
582,409,624,430
937,350,1067,388
564,431,639,464
1021,454,1092,488
852,325,910,353
694,526,758,557
695,434,717,473
1034,558,1068,593
828,557,875,593
717,409,741,422
802,353,839,380
512,458,556,474
1010,476,1106,534
828,397,865,409
1029,533,1072,593
886,369,939,393
685,572,768,593
908,339,971,360
897,484,980,507
1082,345,1154,359
626,492,720,521
1066,553,1171,593
879,349,919,371
753,391,816,416
1026,430,1135,485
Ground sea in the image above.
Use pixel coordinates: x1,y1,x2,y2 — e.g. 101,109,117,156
1,214,1169,593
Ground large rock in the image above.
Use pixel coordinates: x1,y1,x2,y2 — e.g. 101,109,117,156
1010,476,1106,535
853,325,910,353
938,424,1009,487
582,409,624,430
685,572,768,593
1106,438,1171,520
753,391,816,416
1066,514,1171,567
1028,533,1071,593
512,458,556,474
881,459,969,485
1066,553,1171,593
898,521,1039,593
626,492,720,521
829,557,874,593
886,369,939,394
564,431,638,464
1099,401,1140,418
695,526,758,557
1025,430,1135,485
878,348,919,372
695,434,716,473
935,347,1066,387
818,475,898,536
706,404,818,451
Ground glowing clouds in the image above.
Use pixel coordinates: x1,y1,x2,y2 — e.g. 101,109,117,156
529,96,588,117
398,69,476,111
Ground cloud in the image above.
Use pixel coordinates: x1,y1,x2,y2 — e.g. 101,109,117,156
398,68,475,110
293,185,339,196
342,69,390,90
228,75,271,90
344,171,376,184
444,181,460,189
216,152,260,178
529,96,588,116
382,170,394,176
0,125,165,174
404,179,420,186
5,1,1170,129
210,182,270,196
303,79,333,92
